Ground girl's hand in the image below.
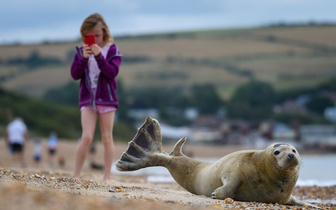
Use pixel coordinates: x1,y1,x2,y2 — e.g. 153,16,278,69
91,44,102,56
83,45,93,58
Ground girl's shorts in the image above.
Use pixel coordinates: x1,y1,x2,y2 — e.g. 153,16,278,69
80,105,117,114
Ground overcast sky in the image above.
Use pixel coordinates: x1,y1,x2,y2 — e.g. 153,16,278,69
1,0,335,44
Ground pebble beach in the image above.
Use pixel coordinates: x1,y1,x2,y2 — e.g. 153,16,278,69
0,139,335,209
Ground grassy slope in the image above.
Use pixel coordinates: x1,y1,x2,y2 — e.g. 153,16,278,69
1,25,336,99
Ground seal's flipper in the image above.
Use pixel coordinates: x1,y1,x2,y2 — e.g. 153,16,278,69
286,196,320,208
211,175,240,199
116,117,168,171
169,137,187,156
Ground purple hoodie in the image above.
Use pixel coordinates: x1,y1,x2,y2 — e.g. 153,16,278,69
70,44,122,109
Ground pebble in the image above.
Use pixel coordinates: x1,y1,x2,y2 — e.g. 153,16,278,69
109,189,115,193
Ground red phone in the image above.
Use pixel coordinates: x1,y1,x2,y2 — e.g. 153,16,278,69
84,34,96,46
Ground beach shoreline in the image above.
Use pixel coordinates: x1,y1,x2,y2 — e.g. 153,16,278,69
0,139,335,209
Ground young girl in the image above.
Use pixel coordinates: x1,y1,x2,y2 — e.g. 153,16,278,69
71,13,122,182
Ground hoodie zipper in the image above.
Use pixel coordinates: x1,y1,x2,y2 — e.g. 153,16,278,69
107,84,114,101
77,46,96,111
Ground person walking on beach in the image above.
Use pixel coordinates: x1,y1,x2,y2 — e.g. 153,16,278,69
33,138,42,168
48,131,58,168
71,13,122,182
6,117,27,167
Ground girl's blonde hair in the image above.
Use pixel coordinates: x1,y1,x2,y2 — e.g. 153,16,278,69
80,13,113,44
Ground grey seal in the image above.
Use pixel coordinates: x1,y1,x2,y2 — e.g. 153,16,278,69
116,117,318,208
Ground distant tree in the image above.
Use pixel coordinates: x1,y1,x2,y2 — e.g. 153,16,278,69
7,50,62,69
116,79,133,123
122,56,151,64
43,81,79,106
190,84,223,115
319,78,336,92
66,49,76,62
26,51,40,68
306,95,334,115
129,86,188,109
26,50,61,68
127,86,192,125
227,80,276,120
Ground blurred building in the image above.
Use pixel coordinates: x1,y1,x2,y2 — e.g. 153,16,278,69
300,125,336,150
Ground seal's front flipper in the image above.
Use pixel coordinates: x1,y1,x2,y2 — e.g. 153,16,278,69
116,117,167,171
286,196,320,209
212,176,240,199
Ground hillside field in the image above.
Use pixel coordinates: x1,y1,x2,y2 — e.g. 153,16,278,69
1,25,336,99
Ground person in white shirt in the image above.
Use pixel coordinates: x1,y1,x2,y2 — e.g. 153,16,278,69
6,117,27,167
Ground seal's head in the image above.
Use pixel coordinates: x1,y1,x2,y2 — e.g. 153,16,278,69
267,143,300,172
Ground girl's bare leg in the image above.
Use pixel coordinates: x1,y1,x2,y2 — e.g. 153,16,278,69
73,110,97,179
98,111,115,182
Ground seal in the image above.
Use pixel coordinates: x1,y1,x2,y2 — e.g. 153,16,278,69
116,117,318,208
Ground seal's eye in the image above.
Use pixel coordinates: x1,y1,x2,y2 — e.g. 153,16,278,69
292,149,296,153
274,151,280,155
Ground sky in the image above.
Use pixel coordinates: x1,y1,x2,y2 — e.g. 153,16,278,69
1,0,336,44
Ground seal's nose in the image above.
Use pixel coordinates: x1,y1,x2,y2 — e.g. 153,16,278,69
288,154,295,159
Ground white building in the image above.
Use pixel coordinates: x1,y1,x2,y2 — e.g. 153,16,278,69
300,125,336,148
324,107,336,122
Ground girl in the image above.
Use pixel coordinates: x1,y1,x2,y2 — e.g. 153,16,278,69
71,13,122,182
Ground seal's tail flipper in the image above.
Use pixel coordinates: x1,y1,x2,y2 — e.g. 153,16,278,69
116,117,168,171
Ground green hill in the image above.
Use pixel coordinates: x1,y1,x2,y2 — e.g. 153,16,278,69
0,87,81,139
1,24,336,137
0,87,136,141
1,24,336,100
